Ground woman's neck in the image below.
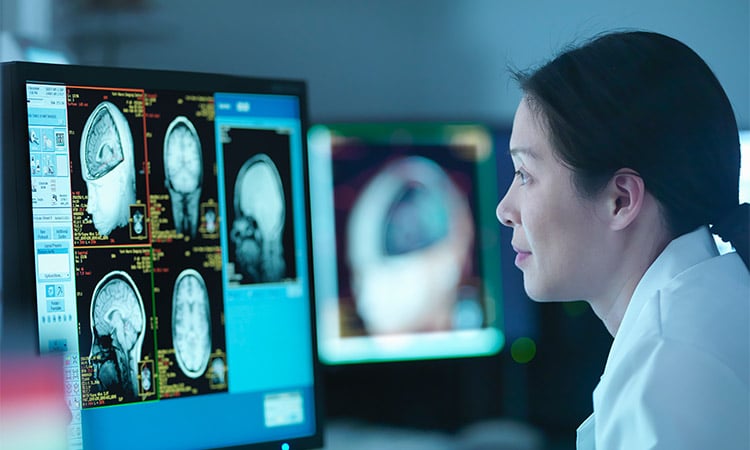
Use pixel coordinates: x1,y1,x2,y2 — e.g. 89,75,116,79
589,203,672,337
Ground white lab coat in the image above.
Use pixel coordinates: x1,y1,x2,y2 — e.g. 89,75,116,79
577,226,750,449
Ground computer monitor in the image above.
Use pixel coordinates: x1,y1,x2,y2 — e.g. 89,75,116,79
308,123,505,365
0,61,323,450
714,130,750,254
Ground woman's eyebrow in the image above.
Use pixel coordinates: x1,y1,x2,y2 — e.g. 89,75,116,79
508,147,541,161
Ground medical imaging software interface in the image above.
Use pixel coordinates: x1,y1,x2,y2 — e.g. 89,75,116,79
26,81,316,450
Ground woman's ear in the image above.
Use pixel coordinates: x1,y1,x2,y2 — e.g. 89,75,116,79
605,169,645,231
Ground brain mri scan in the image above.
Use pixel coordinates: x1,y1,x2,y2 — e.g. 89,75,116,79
172,269,211,378
346,156,475,334
164,116,203,238
88,271,146,401
210,357,226,386
140,363,152,392
230,153,286,283
132,208,145,236
80,101,136,237
205,207,217,234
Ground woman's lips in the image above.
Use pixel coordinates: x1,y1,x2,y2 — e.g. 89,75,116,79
513,246,531,267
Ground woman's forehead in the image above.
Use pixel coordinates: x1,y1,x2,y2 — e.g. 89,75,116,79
510,104,551,160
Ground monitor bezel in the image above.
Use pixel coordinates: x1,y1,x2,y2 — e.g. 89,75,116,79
0,61,325,450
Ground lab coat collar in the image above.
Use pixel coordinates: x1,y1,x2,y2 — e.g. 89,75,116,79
601,225,719,377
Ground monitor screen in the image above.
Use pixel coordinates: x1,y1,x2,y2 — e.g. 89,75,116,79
308,123,505,365
714,130,750,254
1,61,323,450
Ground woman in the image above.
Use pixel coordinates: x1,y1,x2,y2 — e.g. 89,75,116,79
496,31,749,449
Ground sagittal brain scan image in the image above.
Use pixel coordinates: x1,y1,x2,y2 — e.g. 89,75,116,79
80,101,136,236
346,156,476,335
230,153,286,282
164,116,203,238
172,269,212,378
88,271,146,401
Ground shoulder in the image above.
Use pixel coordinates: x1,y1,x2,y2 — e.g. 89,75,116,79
593,334,750,449
592,251,750,448
655,251,749,382
660,250,749,323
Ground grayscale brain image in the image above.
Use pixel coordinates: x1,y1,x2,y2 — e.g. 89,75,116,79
88,270,146,402
67,88,148,247
221,127,297,285
140,362,153,393
231,153,286,282
80,101,136,237
164,116,203,239
209,356,226,386
152,240,227,398
172,268,212,378
146,91,217,244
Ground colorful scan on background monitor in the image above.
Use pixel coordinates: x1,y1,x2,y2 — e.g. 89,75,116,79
308,123,505,365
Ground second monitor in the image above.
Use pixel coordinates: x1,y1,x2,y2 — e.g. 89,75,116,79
308,123,505,365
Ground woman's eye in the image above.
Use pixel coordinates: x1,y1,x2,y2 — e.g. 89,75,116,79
514,170,528,185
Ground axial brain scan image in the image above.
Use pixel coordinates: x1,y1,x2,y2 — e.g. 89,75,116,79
346,156,475,335
230,153,286,283
140,363,152,392
164,116,203,238
89,271,146,401
172,269,211,378
80,101,136,236
210,357,226,385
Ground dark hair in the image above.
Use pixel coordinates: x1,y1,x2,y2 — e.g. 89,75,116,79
512,30,749,268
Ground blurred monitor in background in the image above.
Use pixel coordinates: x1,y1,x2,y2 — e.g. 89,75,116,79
345,154,475,335
308,123,505,365
714,130,750,254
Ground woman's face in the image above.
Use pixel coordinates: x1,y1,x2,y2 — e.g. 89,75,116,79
496,98,611,302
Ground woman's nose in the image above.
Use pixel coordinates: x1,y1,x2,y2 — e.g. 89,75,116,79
496,191,517,228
